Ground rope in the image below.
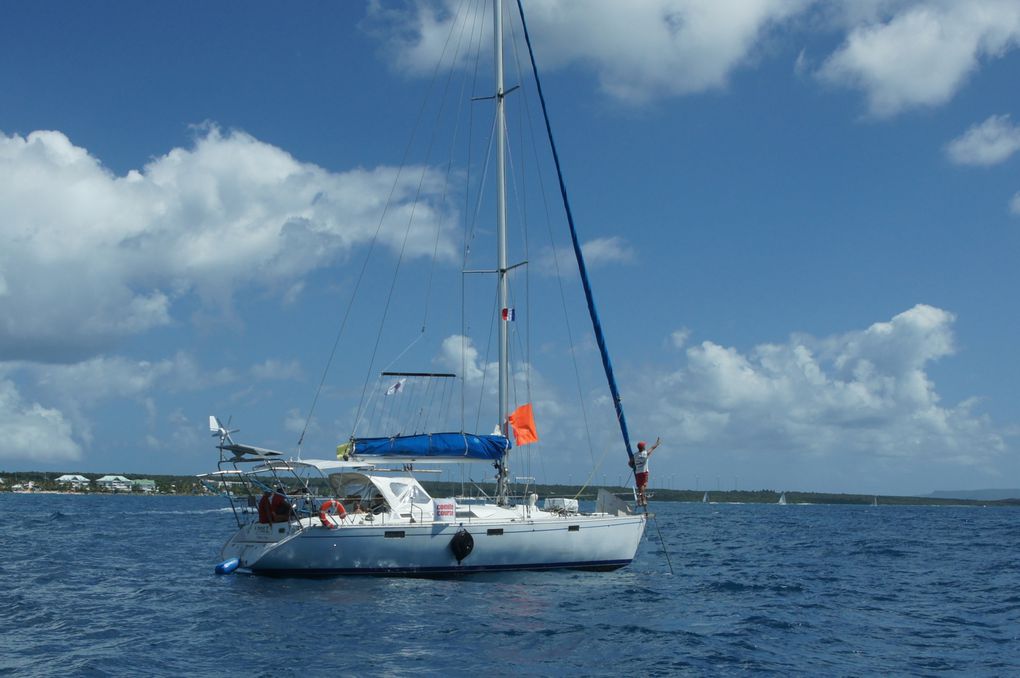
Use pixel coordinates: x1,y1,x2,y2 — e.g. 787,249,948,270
351,0,476,439
514,0,636,465
513,0,677,575
648,511,676,575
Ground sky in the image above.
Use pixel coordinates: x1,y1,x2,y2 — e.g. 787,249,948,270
1,0,1019,496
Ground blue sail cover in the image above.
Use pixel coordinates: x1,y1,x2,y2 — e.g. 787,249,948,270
353,432,509,461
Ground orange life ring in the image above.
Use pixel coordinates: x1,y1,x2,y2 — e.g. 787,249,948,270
319,499,347,529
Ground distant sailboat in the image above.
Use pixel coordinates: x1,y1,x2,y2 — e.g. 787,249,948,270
872,496,878,507
702,491,709,503
777,492,787,505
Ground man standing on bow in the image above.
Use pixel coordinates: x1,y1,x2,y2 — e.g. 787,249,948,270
631,437,661,507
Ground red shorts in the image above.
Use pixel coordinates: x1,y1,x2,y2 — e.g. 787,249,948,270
635,471,649,489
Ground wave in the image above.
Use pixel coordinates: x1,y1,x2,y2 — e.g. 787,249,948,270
132,507,237,516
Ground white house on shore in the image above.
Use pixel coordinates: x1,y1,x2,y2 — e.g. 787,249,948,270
96,475,132,492
56,474,91,489
132,479,156,493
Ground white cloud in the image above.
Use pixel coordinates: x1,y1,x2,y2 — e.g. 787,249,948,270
670,328,692,349
32,356,173,402
581,236,636,266
29,353,234,402
1,353,234,452
251,359,303,382
369,0,811,104
947,114,1020,166
793,48,811,77
434,333,571,435
438,334,486,384
0,127,459,362
369,1,1020,115
640,305,1005,491
525,0,816,102
1011,191,1020,215
0,379,81,462
535,236,635,276
818,2,1020,117
285,408,312,436
163,409,206,457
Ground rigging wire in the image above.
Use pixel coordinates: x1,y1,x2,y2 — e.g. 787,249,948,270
502,9,535,480
441,376,456,430
422,0,480,334
507,16,548,484
461,0,489,432
472,283,500,434
512,0,633,465
297,0,478,454
504,8,598,470
498,14,535,481
572,443,613,501
650,513,676,575
461,113,500,431
513,0,675,573
350,0,477,439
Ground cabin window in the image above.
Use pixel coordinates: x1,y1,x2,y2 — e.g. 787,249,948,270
334,479,374,504
410,485,430,504
487,528,504,536
568,525,580,532
384,531,405,539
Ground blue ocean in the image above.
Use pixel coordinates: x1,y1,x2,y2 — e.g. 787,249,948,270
2,493,1017,676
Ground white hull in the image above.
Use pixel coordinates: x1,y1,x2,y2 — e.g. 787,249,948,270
222,507,646,575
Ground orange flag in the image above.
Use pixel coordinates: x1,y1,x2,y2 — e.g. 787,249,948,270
508,403,539,446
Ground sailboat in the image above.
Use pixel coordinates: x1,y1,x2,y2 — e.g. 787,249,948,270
777,492,787,505
202,0,648,576
702,491,709,503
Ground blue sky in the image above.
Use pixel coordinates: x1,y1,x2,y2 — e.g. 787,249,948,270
2,0,1019,495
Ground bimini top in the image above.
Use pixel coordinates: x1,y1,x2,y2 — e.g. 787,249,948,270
251,459,375,474
352,432,509,462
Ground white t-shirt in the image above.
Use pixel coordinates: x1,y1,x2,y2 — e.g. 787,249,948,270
633,449,650,473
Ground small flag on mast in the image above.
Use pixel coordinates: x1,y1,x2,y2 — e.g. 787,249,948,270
501,307,516,321
385,378,406,396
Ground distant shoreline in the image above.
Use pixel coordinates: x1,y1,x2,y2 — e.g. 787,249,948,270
4,470,1018,506
3,489,200,497
4,481,1019,507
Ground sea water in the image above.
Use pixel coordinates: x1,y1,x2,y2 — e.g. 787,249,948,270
2,493,1017,676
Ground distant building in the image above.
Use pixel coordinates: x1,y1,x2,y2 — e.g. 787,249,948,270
132,479,156,493
96,475,132,491
56,474,91,489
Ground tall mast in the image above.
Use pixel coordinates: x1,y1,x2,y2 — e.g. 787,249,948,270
494,0,510,505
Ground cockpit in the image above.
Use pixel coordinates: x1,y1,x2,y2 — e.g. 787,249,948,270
329,472,435,521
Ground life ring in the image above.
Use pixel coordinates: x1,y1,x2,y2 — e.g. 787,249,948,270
319,499,347,529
